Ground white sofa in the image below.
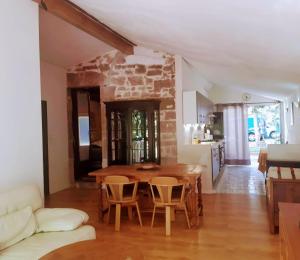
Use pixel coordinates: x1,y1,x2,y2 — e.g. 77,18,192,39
0,185,96,259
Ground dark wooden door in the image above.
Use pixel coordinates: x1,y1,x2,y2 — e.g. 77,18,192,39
70,90,81,180
41,101,49,196
70,87,102,181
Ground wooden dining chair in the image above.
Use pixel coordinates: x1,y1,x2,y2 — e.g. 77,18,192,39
149,176,190,236
104,175,143,231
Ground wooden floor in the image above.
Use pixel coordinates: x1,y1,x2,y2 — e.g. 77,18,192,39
45,188,279,260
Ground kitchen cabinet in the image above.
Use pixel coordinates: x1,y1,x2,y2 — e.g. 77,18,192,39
212,141,225,184
183,91,213,125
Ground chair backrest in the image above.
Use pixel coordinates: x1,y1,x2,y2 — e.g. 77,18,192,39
104,175,137,202
149,177,185,205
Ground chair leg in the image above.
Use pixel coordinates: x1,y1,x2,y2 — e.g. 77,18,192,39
151,205,156,228
107,204,111,224
166,206,171,236
135,202,143,227
115,204,121,231
128,206,133,221
171,208,175,222
184,204,191,229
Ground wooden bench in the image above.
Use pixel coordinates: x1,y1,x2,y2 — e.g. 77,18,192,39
266,160,300,234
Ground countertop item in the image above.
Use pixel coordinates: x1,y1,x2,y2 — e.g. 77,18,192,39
185,140,224,146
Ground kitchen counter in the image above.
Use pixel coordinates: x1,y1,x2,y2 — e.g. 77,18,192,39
178,140,225,193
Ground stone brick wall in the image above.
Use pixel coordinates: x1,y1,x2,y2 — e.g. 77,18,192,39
67,49,176,165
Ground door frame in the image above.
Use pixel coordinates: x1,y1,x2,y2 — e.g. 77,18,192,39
41,100,50,196
68,86,100,181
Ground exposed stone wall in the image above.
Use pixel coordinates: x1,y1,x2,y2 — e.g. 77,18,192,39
67,50,176,165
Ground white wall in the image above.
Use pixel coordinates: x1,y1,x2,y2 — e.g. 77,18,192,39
182,58,213,98
284,89,300,144
40,61,71,193
176,57,213,151
208,86,276,104
0,1,44,192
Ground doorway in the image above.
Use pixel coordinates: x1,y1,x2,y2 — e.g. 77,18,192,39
70,87,102,181
247,102,282,165
106,100,160,165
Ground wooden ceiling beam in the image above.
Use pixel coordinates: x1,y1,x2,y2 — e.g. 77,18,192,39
33,0,135,54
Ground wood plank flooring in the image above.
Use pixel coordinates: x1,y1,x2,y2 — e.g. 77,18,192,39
216,165,266,195
45,188,279,260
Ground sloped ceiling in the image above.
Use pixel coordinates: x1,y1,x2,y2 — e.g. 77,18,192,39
39,9,114,68
71,0,300,99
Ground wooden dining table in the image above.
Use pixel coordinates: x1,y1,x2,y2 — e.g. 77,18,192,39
89,164,204,227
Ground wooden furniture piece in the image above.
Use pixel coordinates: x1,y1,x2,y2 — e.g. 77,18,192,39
104,175,142,231
149,177,190,236
279,203,300,260
266,161,300,234
89,164,203,227
41,240,143,259
258,148,268,174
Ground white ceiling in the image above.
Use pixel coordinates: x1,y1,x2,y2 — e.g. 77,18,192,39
71,0,300,99
39,9,114,68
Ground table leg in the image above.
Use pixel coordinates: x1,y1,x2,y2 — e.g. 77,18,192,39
166,206,171,236
197,176,203,216
189,176,199,227
98,181,103,222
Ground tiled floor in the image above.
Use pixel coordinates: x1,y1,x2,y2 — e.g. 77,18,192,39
216,165,266,195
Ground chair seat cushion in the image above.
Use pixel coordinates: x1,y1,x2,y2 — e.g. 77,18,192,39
35,208,89,233
0,225,96,260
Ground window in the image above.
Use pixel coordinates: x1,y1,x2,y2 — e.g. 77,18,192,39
78,116,90,146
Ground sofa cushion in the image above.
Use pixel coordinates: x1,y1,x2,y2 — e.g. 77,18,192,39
35,208,89,233
0,225,96,260
0,206,37,251
0,185,43,217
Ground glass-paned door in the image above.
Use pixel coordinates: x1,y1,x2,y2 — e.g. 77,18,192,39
109,110,127,164
107,101,160,165
129,108,160,164
131,110,147,163
153,109,160,161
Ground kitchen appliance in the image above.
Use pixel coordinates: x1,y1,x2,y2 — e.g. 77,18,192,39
211,112,224,140
211,144,220,183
